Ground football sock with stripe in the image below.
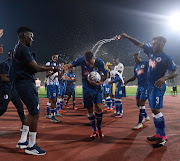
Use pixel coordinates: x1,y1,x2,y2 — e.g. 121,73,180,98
60,98,64,110
153,112,166,136
47,102,51,115
138,107,143,123
105,96,112,109
95,111,103,130
140,106,148,118
88,113,97,131
115,99,122,114
51,109,55,119
56,98,61,111
112,98,115,107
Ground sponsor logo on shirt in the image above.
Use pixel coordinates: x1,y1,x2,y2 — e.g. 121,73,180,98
149,59,157,68
141,65,145,68
84,69,90,76
137,69,144,76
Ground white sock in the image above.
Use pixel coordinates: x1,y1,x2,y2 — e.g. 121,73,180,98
19,125,29,143
28,132,37,147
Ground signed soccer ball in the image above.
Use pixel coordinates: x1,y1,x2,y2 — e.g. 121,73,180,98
88,71,101,83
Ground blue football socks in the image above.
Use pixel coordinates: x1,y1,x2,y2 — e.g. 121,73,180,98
153,112,166,136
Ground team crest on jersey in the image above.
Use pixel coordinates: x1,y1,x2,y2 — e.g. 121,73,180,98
149,59,157,68
4,94,8,99
137,69,144,76
156,57,162,62
141,65,145,68
37,104,40,110
93,67,98,72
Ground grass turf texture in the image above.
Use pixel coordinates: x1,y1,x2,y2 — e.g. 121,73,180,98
39,85,180,98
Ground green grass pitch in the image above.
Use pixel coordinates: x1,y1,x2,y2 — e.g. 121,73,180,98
38,85,179,98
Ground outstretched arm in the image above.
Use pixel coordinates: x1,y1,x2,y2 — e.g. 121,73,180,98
28,60,59,72
124,76,136,85
120,33,144,48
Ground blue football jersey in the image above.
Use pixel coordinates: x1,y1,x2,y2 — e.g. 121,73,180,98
59,73,67,87
112,73,123,90
134,61,148,87
103,78,112,94
72,56,107,89
67,72,76,88
143,44,177,86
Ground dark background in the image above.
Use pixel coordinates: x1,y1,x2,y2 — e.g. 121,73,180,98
0,0,180,65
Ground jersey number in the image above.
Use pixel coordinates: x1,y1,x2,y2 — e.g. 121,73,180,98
156,97,159,104
106,88,110,92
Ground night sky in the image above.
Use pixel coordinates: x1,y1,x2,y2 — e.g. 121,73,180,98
0,0,180,65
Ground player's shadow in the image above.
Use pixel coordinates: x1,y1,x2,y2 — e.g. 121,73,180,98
59,121,91,126
0,118,20,121
144,134,180,160
63,114,85,117
0,145,25,155
81,126,147,143
144,146,167,161
0,131,20,137
96,128,146,160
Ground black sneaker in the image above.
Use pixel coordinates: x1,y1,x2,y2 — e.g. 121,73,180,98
147,134,161,141
153,137,167,148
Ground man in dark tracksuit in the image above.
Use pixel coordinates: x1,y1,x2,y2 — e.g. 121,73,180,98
0,50,25,126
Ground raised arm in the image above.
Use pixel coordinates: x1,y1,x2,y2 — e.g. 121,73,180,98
120,33,144,48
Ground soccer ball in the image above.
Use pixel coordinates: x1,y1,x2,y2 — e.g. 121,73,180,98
88,71,101,83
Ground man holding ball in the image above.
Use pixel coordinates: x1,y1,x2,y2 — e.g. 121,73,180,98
66,51,107,139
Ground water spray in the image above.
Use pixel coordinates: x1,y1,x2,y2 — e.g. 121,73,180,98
91,35,121,56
